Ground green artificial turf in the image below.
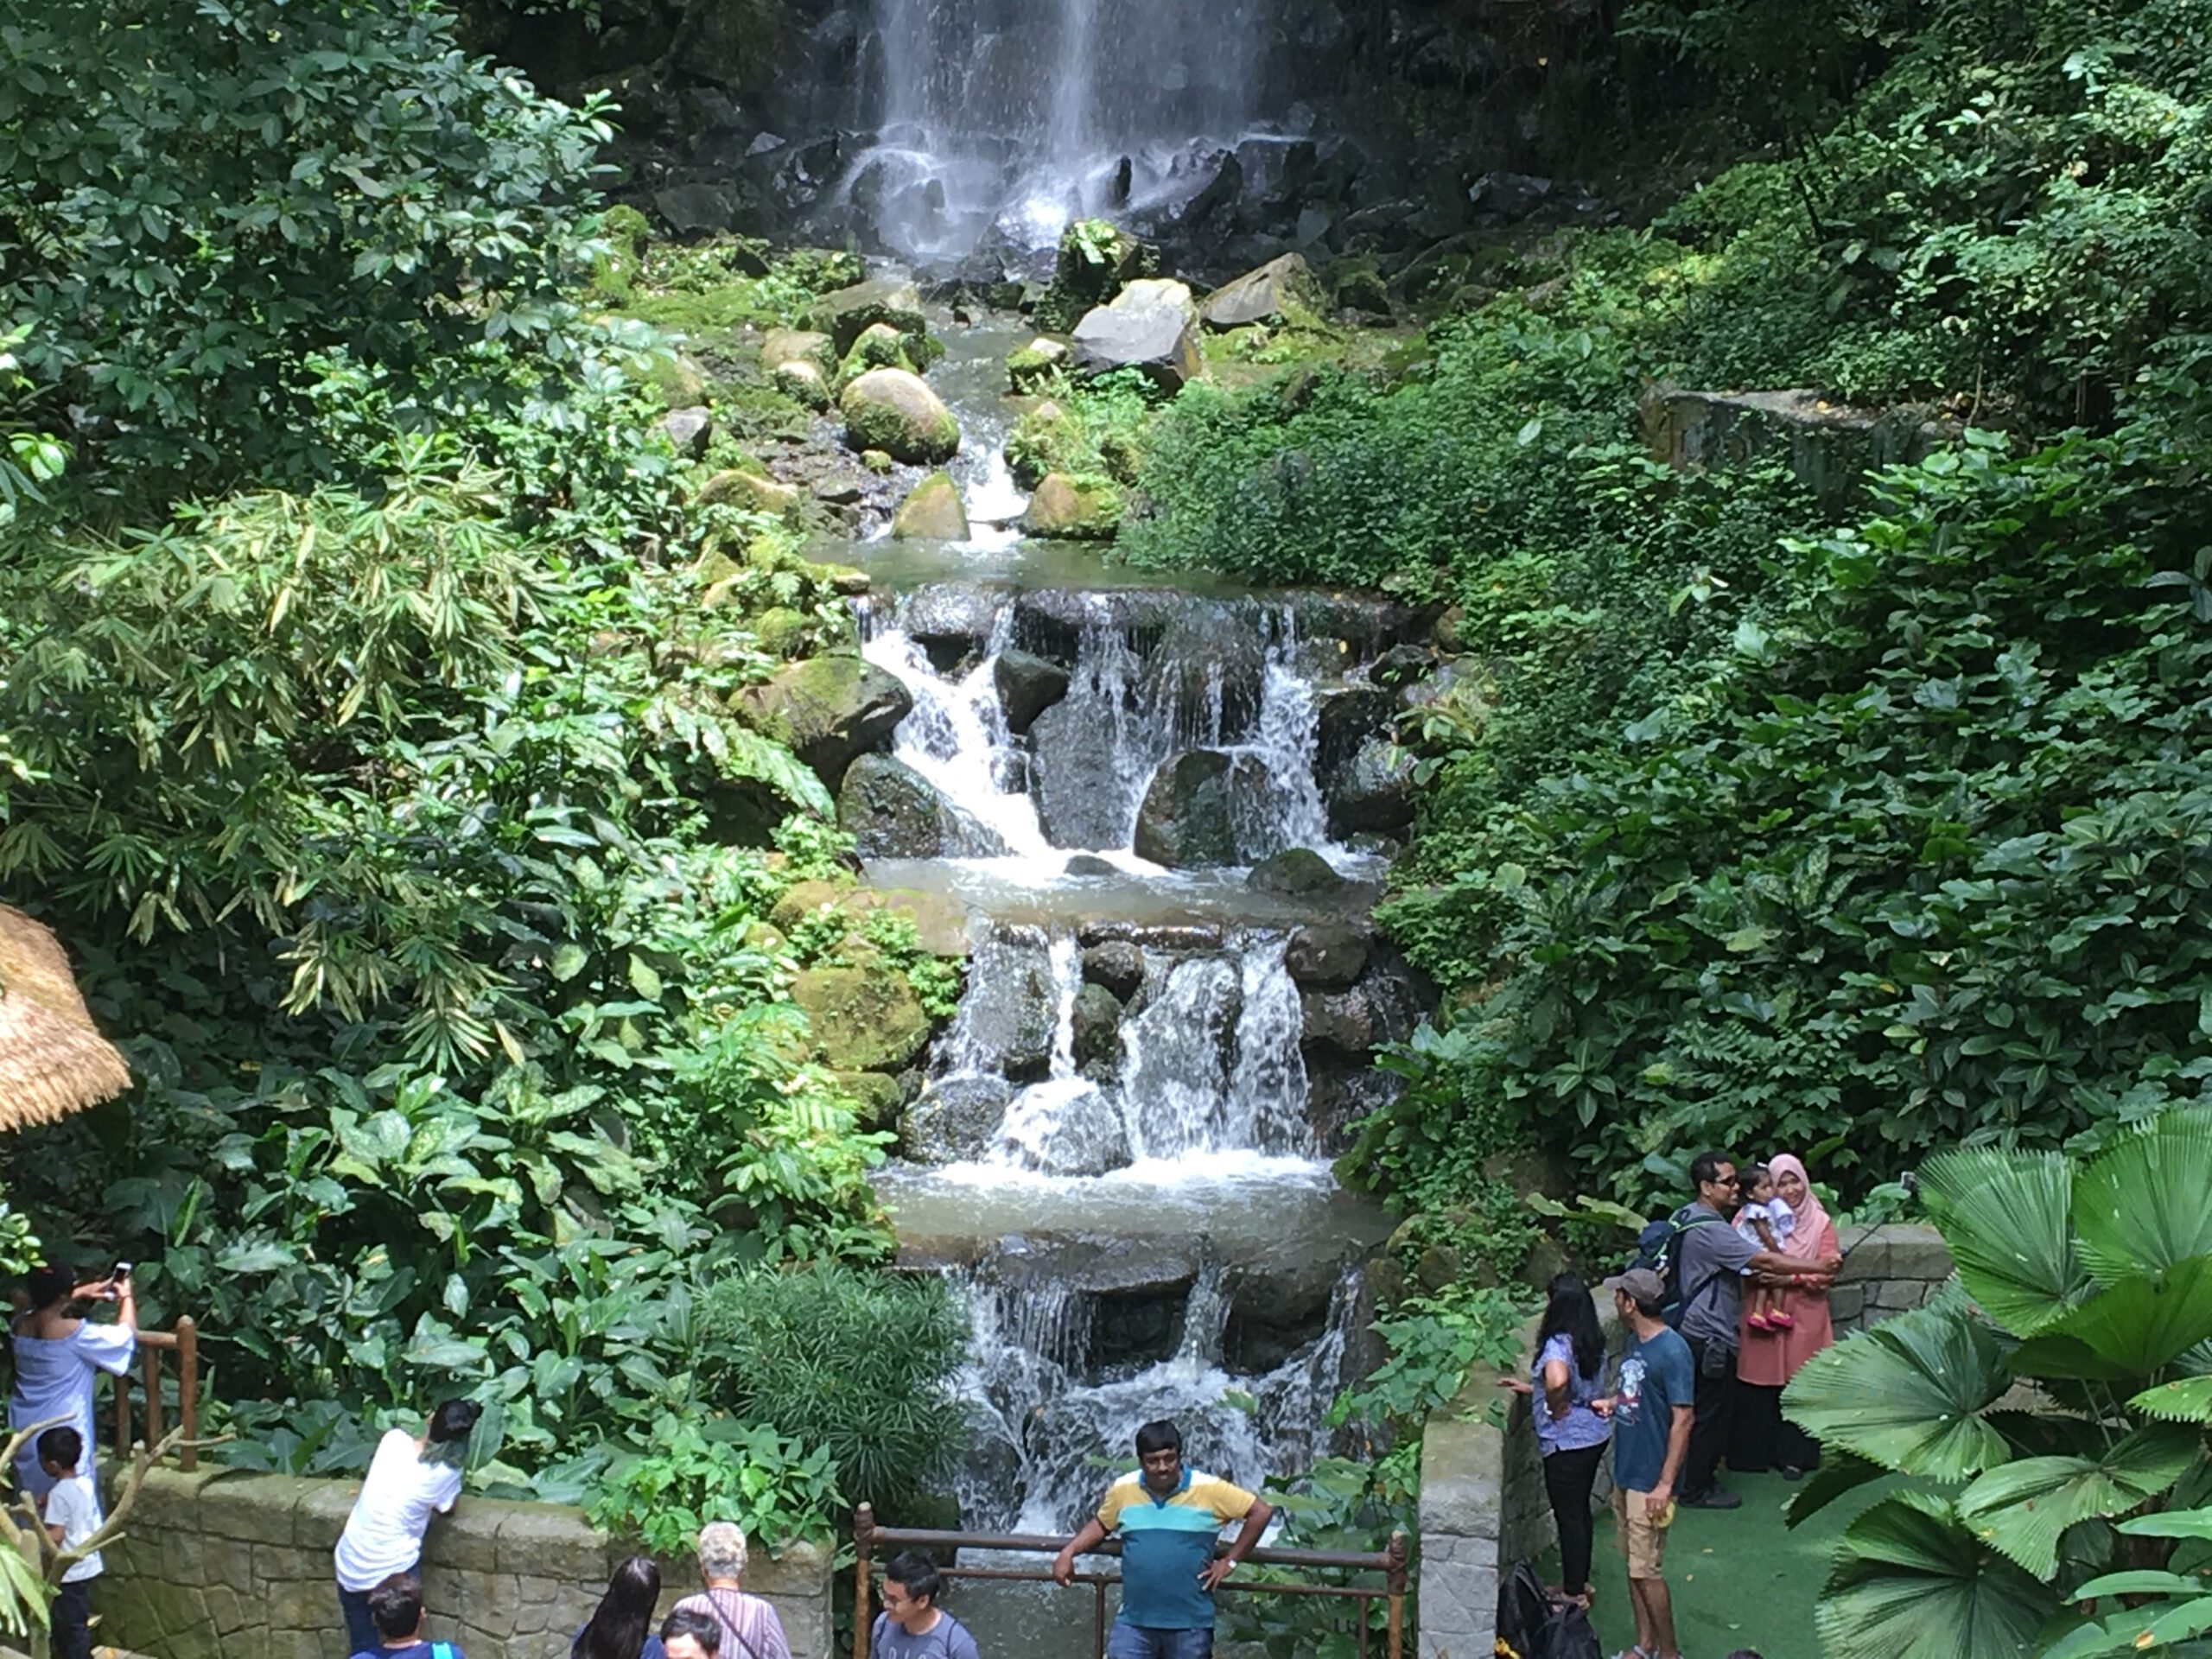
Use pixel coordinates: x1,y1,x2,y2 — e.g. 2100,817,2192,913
1559,1470,1905,1659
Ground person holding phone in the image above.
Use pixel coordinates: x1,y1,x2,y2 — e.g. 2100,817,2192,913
8,1262,138,1520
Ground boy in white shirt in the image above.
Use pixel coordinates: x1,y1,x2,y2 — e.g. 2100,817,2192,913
38,1425,103,1659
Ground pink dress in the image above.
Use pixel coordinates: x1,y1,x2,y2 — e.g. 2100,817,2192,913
1737,1213,1839,1388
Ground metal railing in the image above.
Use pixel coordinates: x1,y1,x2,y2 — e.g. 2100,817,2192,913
111,1317,198,1471
851,1503,1409,1659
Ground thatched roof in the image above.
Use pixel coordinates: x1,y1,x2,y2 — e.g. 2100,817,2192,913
0,905,131,1132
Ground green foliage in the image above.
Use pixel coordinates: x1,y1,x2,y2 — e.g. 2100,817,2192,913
0,0,618,495
587,1415,844,1554
690,1262,969,1515
1351,429,2212,1211
1783,1111,2212,1659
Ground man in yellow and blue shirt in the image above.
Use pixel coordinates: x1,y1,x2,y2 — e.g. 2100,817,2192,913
1051,1420,1274,1659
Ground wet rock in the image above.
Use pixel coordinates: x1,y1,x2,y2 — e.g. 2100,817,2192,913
761,327,836,380
805,277,929,357
1133,750,1265,869
1071,983,1124,1069
661,406,713,458
1064,854,1119,877
900,1076,1014,1164
652,181,740,234
950,934,1064,1084
1071,279,1204,394
1157,603,1267,729
1300,987,1374,1054
1007,337,1069,393
697,468,800,516
1285,923,1370,989
994,649,1070,734
831,1069,905,1132
1249,849,1349,897
840,321,919,384
838,753,1009,861
1020,473,1123,540
1079,920,1224,954
840,369,960,465
1306,1059,1404,1154
1370,644,1436,690
1323,734,1416,836
737,654,913,790
900,582,1006,671
1200,253,1322,331
1318,685,1398,775
792,963,932,1072
1081,941,1145,1001
1010,1082,1131,1178
891,473,971,541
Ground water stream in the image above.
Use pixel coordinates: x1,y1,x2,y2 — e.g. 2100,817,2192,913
839,308,1402,1561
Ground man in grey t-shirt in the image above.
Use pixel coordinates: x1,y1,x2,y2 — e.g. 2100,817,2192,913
1672,1152,1832,1510
872,1551,981,1659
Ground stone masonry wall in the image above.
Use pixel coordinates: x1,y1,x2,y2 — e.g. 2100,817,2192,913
1416,1222,1954,1658
94,1465,832,1659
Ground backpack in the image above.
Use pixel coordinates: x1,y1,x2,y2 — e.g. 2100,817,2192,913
1493,1560,1603,1659
1630,1204,1728,1328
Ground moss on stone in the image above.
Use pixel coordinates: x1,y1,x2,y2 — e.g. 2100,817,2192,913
791,963,931,1072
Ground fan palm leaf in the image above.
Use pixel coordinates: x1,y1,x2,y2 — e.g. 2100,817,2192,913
1955,1423,2204,1578
1815,1491,2057,1659
2073,1109,2212,1285
1784,1287,2013,1479
1921,1146,2088,1334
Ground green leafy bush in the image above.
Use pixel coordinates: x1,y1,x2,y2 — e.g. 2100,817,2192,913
588,1416,845,1554
691,1262,970,1516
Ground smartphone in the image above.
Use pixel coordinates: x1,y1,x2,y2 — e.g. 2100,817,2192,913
111,1261,132,1282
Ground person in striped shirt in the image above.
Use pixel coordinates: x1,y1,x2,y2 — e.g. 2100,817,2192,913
1051,1420,1274,1659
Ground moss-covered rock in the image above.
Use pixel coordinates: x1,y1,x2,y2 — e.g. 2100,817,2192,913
1005,398,1080,488
805,277,929,357
791,963,931,1072
761,327,836,380
1035,221,1158,332
1248,848,1349,896
1007,337,1069,393
647,353,710,410
840,321,918,385
770,359,832,410
840,369,960,464
697,467,801,516
754,606,813,658
1020,473,1122,540
832,1068,906,1131
736,653,913,788
891,472,971,541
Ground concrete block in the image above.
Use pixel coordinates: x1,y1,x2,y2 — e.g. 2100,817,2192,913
1837,1232,1889,1281
1419,1418,1504,1541
423,1500,503,1573
291,1473,357,1550
1873,1279,1929,1312
495,1503,608,1583
1827,1284,1865,1327
1885,1228,1954,1281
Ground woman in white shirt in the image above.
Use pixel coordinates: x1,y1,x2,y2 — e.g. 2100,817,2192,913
333,1399,480,1655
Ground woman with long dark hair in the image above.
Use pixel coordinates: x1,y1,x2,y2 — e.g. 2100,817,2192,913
574,1556,667,1659
1500,1272,1611,1605
9,1263,137,1519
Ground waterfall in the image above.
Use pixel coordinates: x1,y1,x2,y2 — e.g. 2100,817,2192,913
842,0,1279,257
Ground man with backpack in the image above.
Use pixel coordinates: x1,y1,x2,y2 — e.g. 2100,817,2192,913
1662,1153,1832,1510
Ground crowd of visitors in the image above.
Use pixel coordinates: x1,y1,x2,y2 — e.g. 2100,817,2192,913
1503,1147,1846,1659
3,1148,1843,1659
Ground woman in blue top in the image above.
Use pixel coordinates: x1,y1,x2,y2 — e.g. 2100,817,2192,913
1500,1273,1611,1606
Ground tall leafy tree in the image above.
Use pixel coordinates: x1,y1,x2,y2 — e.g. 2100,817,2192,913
0,0,613,490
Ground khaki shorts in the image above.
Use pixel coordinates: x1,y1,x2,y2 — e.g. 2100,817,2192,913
1613,1487,1675,1580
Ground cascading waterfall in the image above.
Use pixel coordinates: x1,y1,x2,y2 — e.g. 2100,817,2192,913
841,0,1278,257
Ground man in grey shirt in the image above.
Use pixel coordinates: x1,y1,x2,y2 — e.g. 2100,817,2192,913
1672,1151,1832,1509
872,1551,981,1659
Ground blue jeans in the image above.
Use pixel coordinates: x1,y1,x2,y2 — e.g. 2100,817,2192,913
339,1585,379,1656
1106,1624,1214,1659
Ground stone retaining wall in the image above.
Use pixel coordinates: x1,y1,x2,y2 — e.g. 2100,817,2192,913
1415,1222,1953,1658
94,1466,832,1659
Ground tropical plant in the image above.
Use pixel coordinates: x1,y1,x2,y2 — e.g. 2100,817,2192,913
586,1414,845,1554
690,1261,970,1516
1781,1110,2212,1659
2050,1502,2212,1656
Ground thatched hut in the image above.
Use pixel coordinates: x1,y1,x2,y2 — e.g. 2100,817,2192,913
0,905,131,1130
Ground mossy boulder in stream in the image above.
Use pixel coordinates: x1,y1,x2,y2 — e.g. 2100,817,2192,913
839,321,918,385
761,327,836,380
1249,848,1349,897
1020,473,1122,540
791,963,932,1072
1200,253,1324,330
697,467,800,516
841,369,960,465
805,277,929,356
736,653,912,789
1007,337,1070,393
891,472,971,541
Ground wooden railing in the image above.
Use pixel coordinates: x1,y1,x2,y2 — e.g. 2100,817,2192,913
111,1317,198,1471
851,1503,1409,1659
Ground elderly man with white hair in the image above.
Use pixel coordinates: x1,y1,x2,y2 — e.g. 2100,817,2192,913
672,1521,792,1659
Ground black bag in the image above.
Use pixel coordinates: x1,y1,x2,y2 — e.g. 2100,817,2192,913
1630,1203,1727,1328
1494,1560,1603,1659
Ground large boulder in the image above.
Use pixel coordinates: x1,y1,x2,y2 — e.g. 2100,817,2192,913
841,369,960,465
901,582,1006,672
995,649,1070,734
791,963,932,1073
697,467,800,516
839,321,918,385
1249,849,1349,897
1071,982,1124,1070
1133,750,1265,869
1286,924,1371,988
1200,253,1323,331
837,753,1008,860
761,327,836,381
950,934,1065,1083
1082,940,1145,1001
1005,1080,1130,1177
900,1077,1014,1164
805,278,929,357
1020,473,1122,540
1071,279,1204,393
1322,734,1415,836
737,654,913,790
891,473,971,541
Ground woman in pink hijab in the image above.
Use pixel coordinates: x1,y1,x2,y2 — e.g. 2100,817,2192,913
1732,1153,1843,1478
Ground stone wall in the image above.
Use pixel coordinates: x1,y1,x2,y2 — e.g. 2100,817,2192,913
1415,1222,1953,1658
94,1466,832,1659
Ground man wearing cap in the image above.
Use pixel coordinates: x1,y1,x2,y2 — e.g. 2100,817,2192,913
1597,1268,1694,1659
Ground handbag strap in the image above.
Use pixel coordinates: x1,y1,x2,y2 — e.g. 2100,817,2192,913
706,1588,766,1659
